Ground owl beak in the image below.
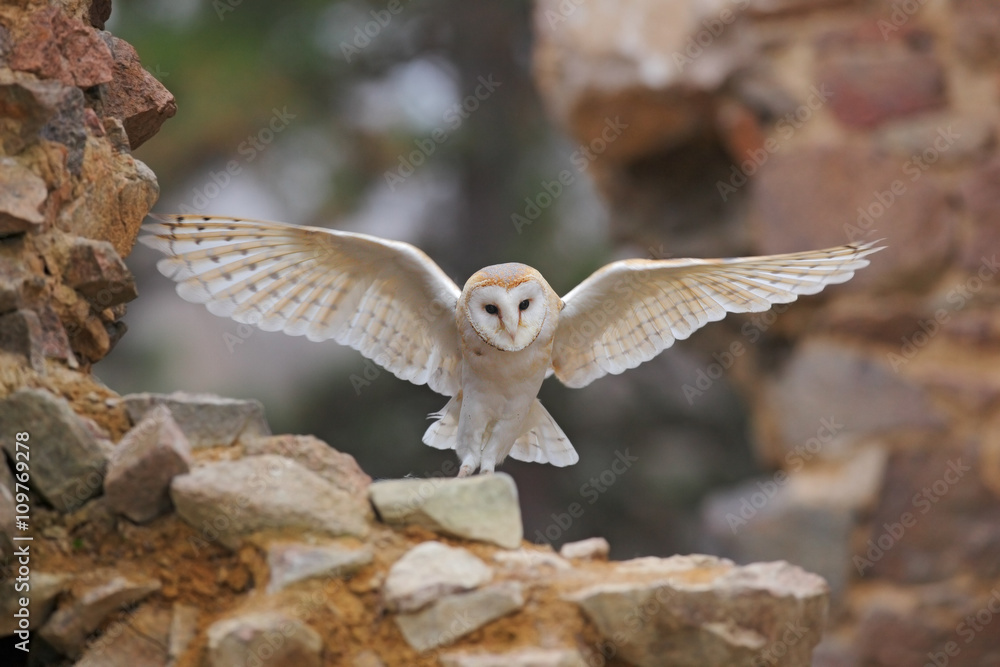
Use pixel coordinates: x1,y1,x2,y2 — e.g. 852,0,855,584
501,311,519,342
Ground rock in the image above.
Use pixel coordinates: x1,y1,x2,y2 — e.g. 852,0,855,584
61,136,159,256
39,570,161,658
954,0,1000,67
121,392,270,448
533,0,754,164
861,446,1000,582
104,405,193,523
395,582,525,652
267,540,373,593
0,305,77,371
0,157,47,235
0,309,44,371
168,603,200,665
383,541,493,613
875,114,995,165
0,77,73,154
7,7,114,87
75,604,171,667
170,455,370,549
559,537,610,561
746,0,849,15
816,25,947,128
0,572,71,635
206,611,323,667
750,145,955,291
958,157,1000,272
0,388,108,512
353,650,387,667
100,34,177,150
244,434,371,496
763,340,945,456
89,0,112,29
60,238,138,308
566,556,828,667
440,648,588,667
34,304,78,365
370,473,522,549
492,548,573,574
702,446,887,599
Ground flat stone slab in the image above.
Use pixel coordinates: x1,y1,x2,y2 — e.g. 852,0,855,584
267,540,373,593
170,455,370,549
120,391,270,448
440,648,589,667
38,570,161,658
560,537,610,561
244,434,370,496
207,611,322,667
395,582,524,652
383,541,493,613
369,473,522,549
564,555,829,667
75,604,170,667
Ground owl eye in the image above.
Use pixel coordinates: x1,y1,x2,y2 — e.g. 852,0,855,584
519,299,530,311
484,304,498,315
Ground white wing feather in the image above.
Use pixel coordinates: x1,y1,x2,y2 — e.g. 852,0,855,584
140,214,463,396
552,240,884,389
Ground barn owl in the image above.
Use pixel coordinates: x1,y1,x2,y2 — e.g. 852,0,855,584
141,214,882,476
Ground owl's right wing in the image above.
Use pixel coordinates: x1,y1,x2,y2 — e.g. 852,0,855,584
140,214,463,396
551,240,883,389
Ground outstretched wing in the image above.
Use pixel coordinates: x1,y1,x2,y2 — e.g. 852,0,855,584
140,214,463,396
552,240,884,389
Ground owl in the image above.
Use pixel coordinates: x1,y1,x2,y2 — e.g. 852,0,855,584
140,214,882,477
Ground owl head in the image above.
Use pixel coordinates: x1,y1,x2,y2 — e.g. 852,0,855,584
461,263,556,352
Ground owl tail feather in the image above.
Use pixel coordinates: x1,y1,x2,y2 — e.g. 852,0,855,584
422,396,460,452
422,397,579,468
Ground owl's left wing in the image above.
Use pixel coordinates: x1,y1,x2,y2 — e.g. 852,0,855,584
140,214,463,396
551,240,883,389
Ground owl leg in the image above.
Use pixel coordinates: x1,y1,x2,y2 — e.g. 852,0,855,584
457,454,479,477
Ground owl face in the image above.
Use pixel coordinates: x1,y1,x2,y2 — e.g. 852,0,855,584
462,264,551,352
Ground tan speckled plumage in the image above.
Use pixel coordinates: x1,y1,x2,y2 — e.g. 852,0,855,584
141,213,883,475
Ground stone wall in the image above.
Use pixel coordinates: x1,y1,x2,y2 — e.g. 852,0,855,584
0,2,835,666
533,0,1000,664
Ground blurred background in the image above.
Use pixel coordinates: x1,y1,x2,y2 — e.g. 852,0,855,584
95,1,1000,662
100,0,760,561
